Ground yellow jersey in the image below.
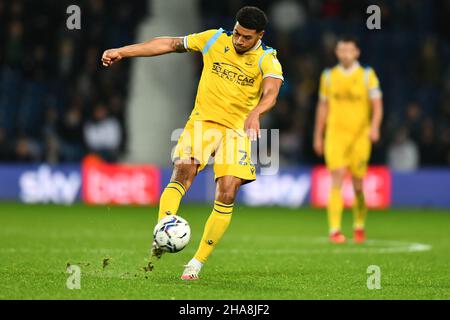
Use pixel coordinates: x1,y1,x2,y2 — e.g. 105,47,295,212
183,28,284,130
319,63,381,135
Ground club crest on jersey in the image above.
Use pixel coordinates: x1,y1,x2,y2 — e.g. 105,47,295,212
245,56,255,66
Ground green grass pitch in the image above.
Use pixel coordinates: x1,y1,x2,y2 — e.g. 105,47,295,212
0,202,449,299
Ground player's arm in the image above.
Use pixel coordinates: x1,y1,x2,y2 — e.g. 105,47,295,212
313,99,328,156
313,71,330,156
367,69,383,143
369,97,383,143
244,77,283,141
101,37,186,67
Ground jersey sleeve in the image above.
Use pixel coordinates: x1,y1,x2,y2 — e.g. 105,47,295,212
319,70,330,102
183,29,218,53
367,68,382,99
260,51,284,81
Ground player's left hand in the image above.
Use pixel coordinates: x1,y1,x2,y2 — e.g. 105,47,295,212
369,127,380,143
244,111,261,141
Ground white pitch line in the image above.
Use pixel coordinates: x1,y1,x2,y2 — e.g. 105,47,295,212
0,248,137,254
222,238,432,255
0,239,432,256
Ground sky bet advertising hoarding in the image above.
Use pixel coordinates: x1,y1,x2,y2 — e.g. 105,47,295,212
0,164,82,205
81,156,161,205
0,161,449,208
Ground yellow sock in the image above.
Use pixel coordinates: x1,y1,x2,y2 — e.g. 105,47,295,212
194,200,233,263
328,186,343,233
353,192,367,229
157,181,186,221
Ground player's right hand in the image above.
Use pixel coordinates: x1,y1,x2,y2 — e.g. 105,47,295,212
369,127,380,143
313,137,324,156
102,49,122,67
244,110,261,141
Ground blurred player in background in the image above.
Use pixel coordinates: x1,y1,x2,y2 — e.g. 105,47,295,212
102,6,283,279
313,36,383,244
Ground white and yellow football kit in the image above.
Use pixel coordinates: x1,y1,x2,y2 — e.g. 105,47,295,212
319,62,381,177
173,28,284,182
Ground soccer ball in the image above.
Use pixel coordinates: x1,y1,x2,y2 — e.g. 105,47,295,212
153,215,191,253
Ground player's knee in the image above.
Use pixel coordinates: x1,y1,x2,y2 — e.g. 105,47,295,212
353,180,364,194
215,177,242,204
172,161,198,190
215,190,236,204
331,178,344,189
331,169,345,188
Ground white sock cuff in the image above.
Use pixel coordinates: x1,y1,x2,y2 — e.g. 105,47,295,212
189,258,203,269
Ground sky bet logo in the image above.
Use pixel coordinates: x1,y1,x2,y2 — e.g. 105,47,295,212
19,165,81,204
212,62,255,87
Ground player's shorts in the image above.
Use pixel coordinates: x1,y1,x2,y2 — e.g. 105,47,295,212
173,119,256,183
324,129,371,178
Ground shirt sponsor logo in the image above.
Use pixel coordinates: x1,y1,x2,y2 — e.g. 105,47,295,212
212,62,255,87
332,90,363,102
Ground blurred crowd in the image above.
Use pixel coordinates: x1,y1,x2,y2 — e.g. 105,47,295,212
0,0,148,163
0,0,449,170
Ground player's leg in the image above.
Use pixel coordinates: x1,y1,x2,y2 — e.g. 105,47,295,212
349,135,371,243
327,168,347,243
351,175,367,243
158,159,199,221
181,125,255,280
152,159,199,260
159,119,213,221
324,132,348,243
153,119,205,259
181,175,243,280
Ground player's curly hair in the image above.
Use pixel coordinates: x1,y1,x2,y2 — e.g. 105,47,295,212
236,6,268,33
